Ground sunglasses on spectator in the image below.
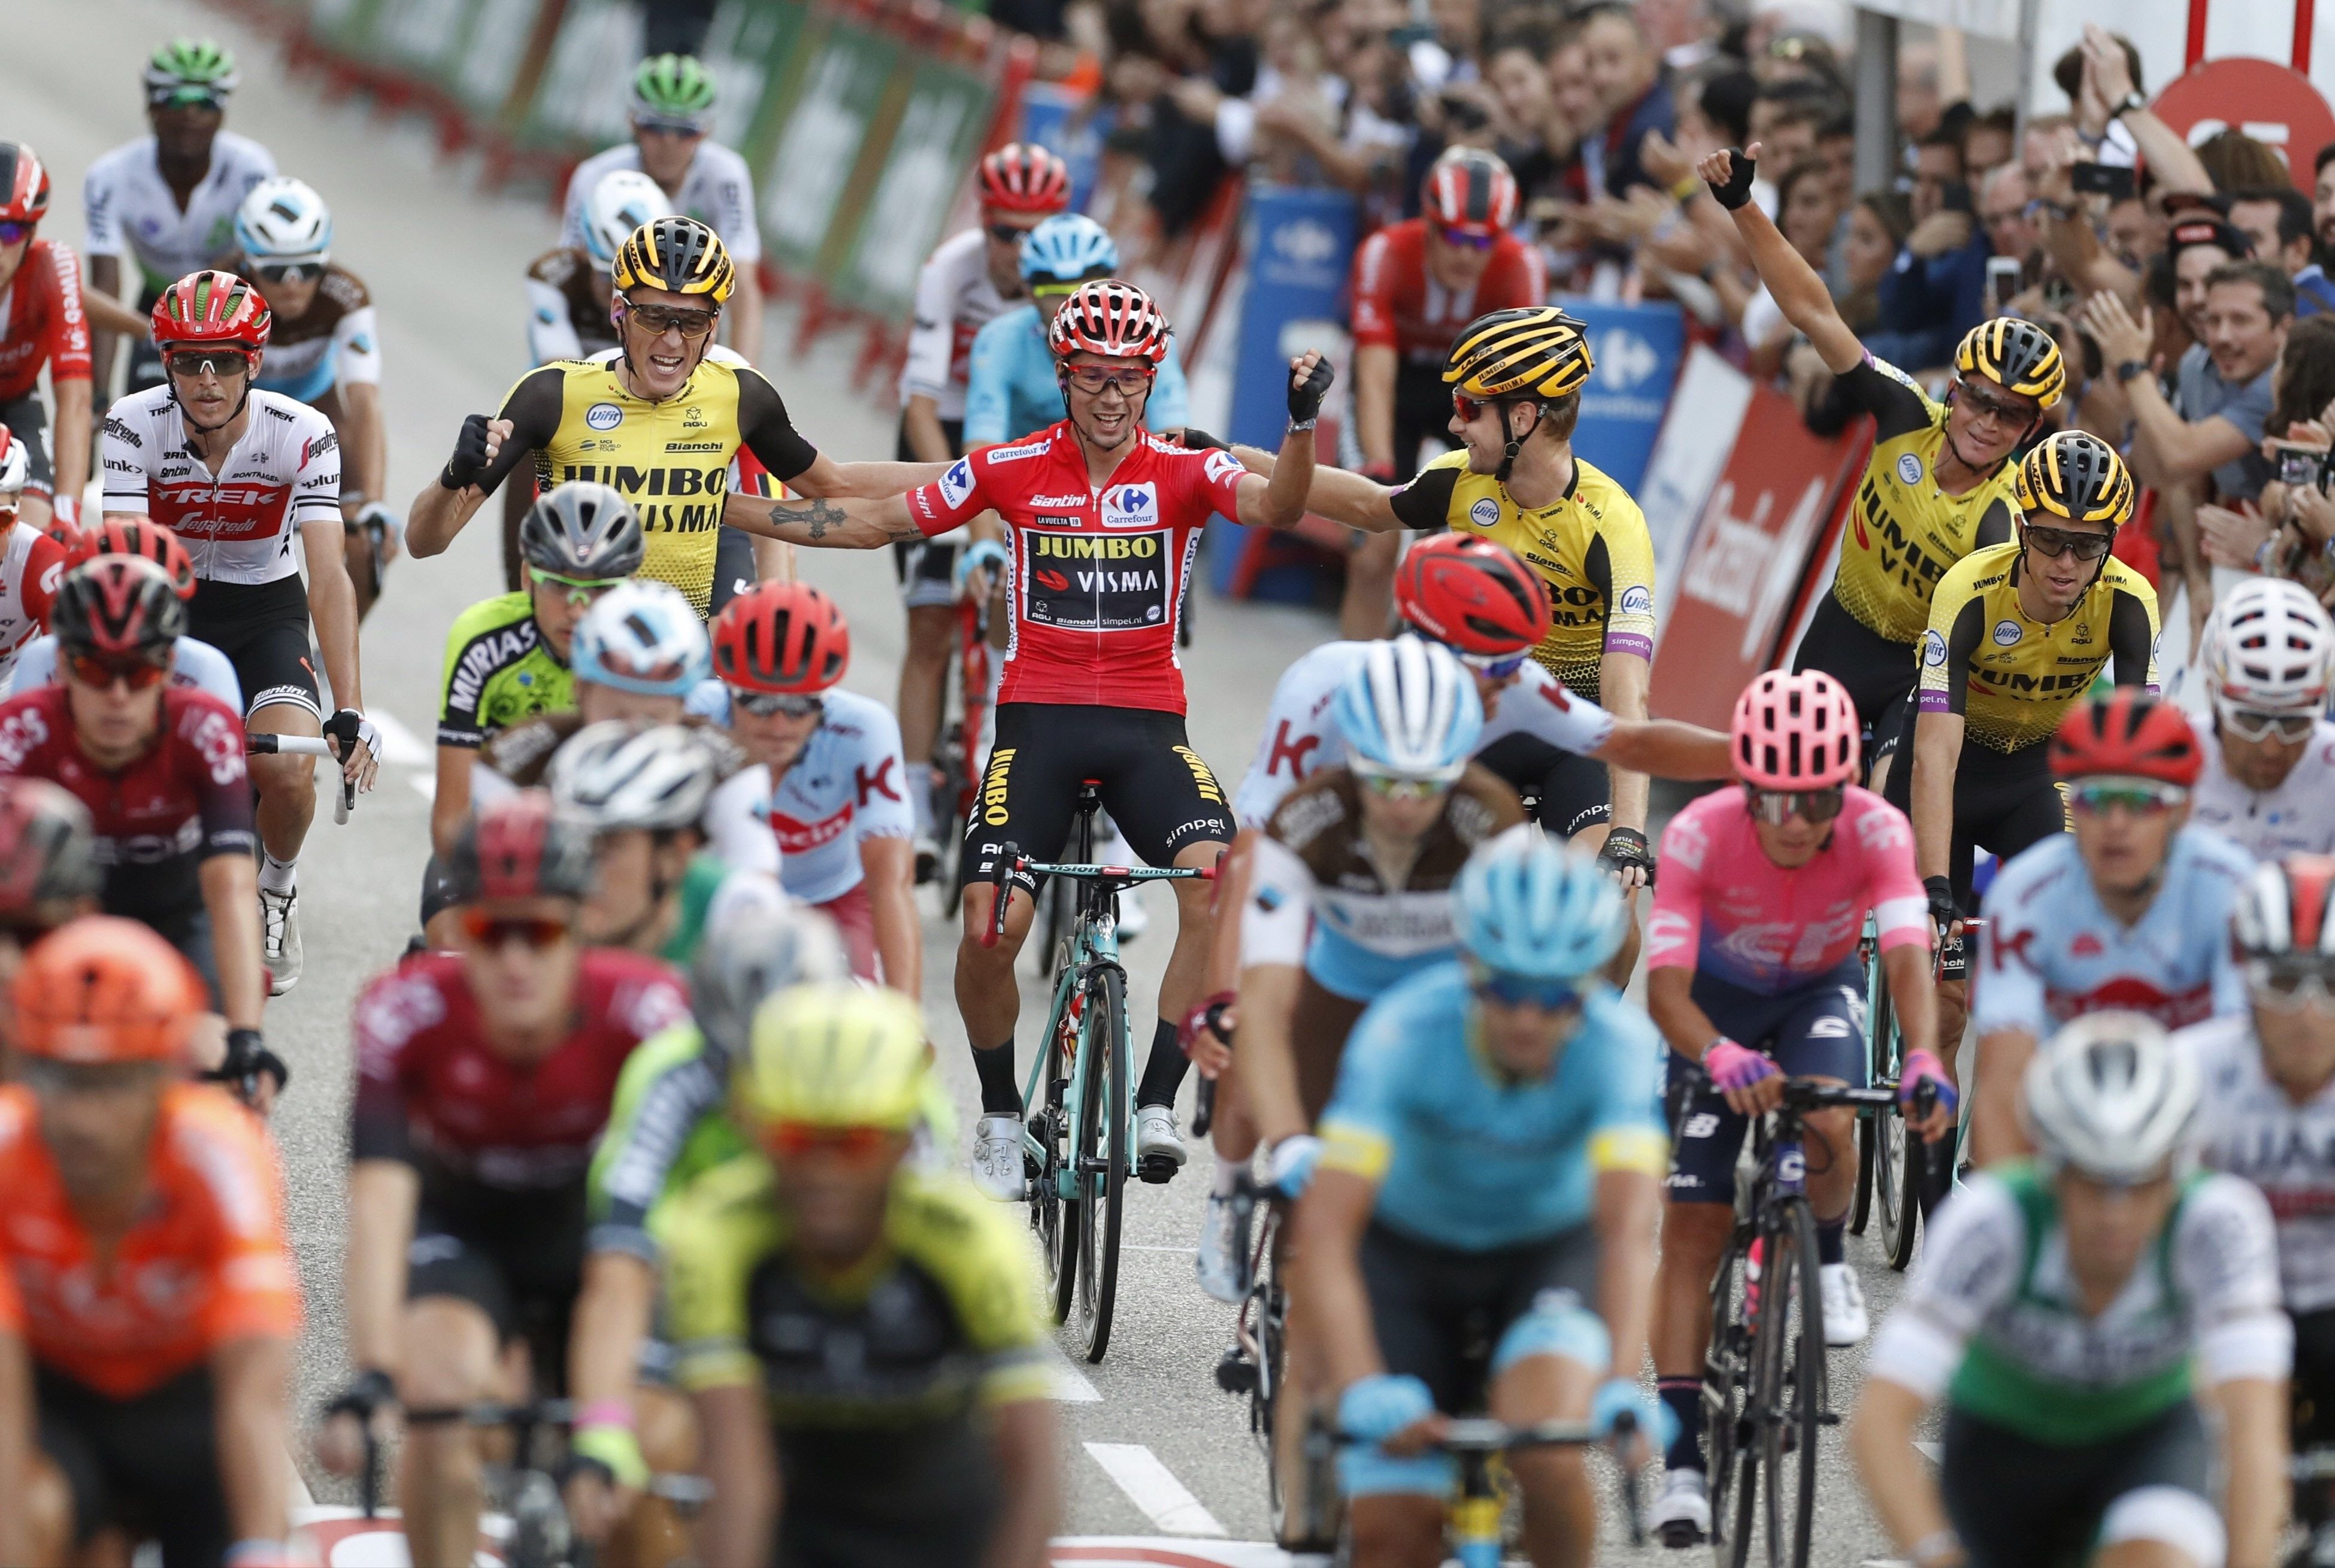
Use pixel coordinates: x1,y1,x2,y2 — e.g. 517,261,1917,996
1356,771,1450,802
458,909,573,950
2246,956,2335,1009
1954,378,2038,427
1437,225,1497,251
0,222,32,247
250,259,325,284
2215,701,2319,743
527,566,623,608
163,350,255,379
2020,523,2115,561
2067,778,2188,815
1061,365,1155,396
1743,783,1846,824
764,1121,898,1161
623,298,719,338
1467,962,1582,1012
66,654,169,692
732,688,822,719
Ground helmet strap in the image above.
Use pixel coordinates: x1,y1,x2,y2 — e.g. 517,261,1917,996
167,374,253,443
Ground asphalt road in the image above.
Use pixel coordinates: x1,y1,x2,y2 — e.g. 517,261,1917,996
27,4,1921,1560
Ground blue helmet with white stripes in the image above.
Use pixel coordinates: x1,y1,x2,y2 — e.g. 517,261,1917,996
571,580,711,696
1333,635,1482,784
1019,213,1119,286
1455,831,1625,982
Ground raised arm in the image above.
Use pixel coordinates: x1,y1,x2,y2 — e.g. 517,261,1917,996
1233,353,1334,530
1696,144,1864,374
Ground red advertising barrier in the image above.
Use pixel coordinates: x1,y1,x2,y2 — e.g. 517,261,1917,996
2151,57,2335,190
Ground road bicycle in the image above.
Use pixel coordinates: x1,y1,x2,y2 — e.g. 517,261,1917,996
1331,1413,1646,1566
1849,916,1980,1270
927,590,992,899
1210,1168,1341,1550
247,730,352,823
983,783,1215,1361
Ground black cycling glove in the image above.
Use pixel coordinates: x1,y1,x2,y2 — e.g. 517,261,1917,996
1595,826,1655,883
1706,148,1758,212
439,413,493,491
1924,875,1958,933
205,1027,289,1103
323,1367,397,1424
1174,427,1230,453
1288,358,1336,426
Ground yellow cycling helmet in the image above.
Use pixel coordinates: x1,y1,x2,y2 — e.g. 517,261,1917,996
735,983,930,1133
2015,429,2134,527
612,214,735,305
1443,306,1594,401
1954,316,2064,409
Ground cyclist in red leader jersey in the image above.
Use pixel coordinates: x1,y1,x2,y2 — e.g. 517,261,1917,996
756,277,1331,1182
0,143,93,533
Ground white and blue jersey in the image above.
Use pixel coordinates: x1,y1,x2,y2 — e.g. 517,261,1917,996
961,302,1192,448
5,632,243,712
686,684,913,905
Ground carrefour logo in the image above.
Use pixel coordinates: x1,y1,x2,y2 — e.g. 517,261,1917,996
1101,483,1158,529
1595,329,1659,390
1273,219,1338,267
940,457,974,509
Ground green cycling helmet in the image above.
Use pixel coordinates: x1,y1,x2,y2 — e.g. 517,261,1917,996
145,38,237,105
630,54,717,128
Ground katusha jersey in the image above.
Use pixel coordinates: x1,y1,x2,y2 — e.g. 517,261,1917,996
686,684,913,904
1919,541,2159,754
2188,1014,2335,1313
901,424,1247,713
2188,712,2335,860
100,385,343,585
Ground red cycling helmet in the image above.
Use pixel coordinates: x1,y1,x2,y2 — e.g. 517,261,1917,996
68,517,197,602
711,580,851,694
50,557,186,662
2049,689,2201,785
1731,669,1859,790
0,778,101,919
1048,279,1173,365
2233,853,2335,960
0,143,51,228
447,790,595,905
150,269,271,357
0,425,26,507
1395,535,1551,656
978,143,1071,215
1421,148,1519,238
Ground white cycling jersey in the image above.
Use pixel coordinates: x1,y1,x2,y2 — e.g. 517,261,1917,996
100,386,341,585
6,633,242,711
1233,639,1618,824
0,523,62,684
471,747,779,881
898,227,1019,421
2188,1014,2335,1314
686,684,913,905
2187,712,2335,860
82,132,278,297
559,142,761,263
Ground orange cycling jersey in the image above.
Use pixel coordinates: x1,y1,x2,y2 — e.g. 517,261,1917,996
0,1082,301,1398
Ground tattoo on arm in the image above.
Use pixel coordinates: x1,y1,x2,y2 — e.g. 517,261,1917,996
768,496,850,539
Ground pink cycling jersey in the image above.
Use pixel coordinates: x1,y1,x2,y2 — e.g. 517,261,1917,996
1648,784,1929,996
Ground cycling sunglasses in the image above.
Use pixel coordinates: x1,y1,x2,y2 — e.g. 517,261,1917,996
1954,377,2039,427
148,88,226,113
1029,281,1086,300
162,350,255,379
1452,647,1530,680
2021,523,2115,562
458,909,572,950
986,222,1038,244
2067,778,2188,815
621,297,719,338
66,653,168,692
250,259,325,284
0,222,32,247
732,687,822,719
1452,392,1489,423
1743,783,1846,825
2215,700,2318,744
526,566,623,608
1356,771,1452,802
1437,225,1497,251
2246,956,2335,1009
1467,962,1582,1011
634,117,710,138
765,1122,898,1161
1061,364,1156,396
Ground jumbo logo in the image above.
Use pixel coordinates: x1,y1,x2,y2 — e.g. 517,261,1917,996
981,748,1015,826
1031,533,1160,559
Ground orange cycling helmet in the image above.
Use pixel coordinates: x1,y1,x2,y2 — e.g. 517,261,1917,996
69,517,198,601
1395,534,1550,656
13,915,205,1063
977,143,1071,214
2049,689,2201,785
711,580,851,694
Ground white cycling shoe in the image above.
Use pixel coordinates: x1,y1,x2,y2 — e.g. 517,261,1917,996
1821,1262,1868,1346
971,1114,1028,1202
1135,1105,1187,1169
260,887,301,996
1651,1466,1711,1547
1195,1191,1246,1303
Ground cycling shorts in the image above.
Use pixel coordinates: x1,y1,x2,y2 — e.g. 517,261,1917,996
1795,592,1920,739
1473,732,1611,839
37,1363,231,1566
407,1192,588,1397
188,576,319,720
960,703,1236,894
1665,959,1867,1205
1939,1400,2217,1568
1879,697,2065,912
819,878,881,984
710,525,756,618
145,905,221,1014
894,414,966,610
1,390,53,495
2295,1307,2335,1454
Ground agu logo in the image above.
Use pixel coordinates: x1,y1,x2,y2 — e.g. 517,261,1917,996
1101,484,1157,528
1992,620,2023,646
1469,498,1501,527
1618,585,1652,617
1897,453,1924,486
940,457,974,509
585,403,625,432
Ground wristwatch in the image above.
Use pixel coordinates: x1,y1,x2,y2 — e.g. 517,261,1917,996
2115,359,2152,386
2113,90,2147,119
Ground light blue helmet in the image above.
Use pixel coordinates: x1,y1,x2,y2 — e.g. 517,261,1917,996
1455,832,1625,982
572,580,711,696
1019,213,1119,286
1334,635,1482,784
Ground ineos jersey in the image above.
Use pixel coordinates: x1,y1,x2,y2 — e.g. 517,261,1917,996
686,685,913,903
81,132,277,297
2188,712,2335,860
900,227,1016,420
100,386,342,584
2188,1015,2335,1312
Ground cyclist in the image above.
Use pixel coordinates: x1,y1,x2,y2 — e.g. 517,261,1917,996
690,581,917,989
99,269,378,995
84,40,277,398
667,984,1059,1568
2189,577,2335,859
233,177,398,619
0,779,102,1008
1695,141,2065,742
1297,833,1665,1568
0,428,67,683
1972,690,2252,1164
1338,147,1545,640
0,918,301,1568
0,142,92,532
754,279,1333,1185
319,791,691,1568
1852,1012,2291,1568
1640,669,1951,1543
9,517,239,708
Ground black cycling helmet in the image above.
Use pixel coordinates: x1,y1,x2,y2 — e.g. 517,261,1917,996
2016,430,2135,527
1955,316,2066,408
519,481,646,581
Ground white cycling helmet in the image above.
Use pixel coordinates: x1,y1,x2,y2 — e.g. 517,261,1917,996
2020,1011,2201,1184
584,168,674,268
1333,634,1483,784
2201,576,2335,715
234,177,332,266
690,889,850,1060
0,426,27,504
572,579,710,696
548,720,718,834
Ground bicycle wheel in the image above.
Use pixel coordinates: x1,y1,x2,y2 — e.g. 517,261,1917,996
1874,997,1919,1271
1849,951,1885,1236
1702,1226,1756,1568
1754,1198,1824,1568
1072,963,1129,1361
1033,977,1080,1324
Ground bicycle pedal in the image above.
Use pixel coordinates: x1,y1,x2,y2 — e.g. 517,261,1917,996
1215,1349,1258,1394
1140,1154,1180,1184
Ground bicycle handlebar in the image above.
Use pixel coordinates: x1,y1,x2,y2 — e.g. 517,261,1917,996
979,841,1218,949
247,732,352,824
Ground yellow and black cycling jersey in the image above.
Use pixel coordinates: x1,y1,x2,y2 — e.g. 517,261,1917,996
1389,447,1655,702
1824,357,2021,647
470,346,816,615
1918,541,2159,754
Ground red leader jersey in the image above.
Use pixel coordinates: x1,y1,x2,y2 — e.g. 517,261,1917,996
1349,219,1547,365
0,239,93,402
904,423,1249,714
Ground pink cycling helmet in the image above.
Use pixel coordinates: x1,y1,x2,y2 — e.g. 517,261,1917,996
1731,670,1858,790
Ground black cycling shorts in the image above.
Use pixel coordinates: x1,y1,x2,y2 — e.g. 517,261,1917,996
892,414,968,611
407,1191,589,1397
188,575,320,719
1940,1400,2213,1568
1359,1220,1601,1415
37,1363,231,1567
1665,959,1867,1205
1,389,54,494
143,905,222,1013
710,526,757,618
1473,732,1610,839
2295,1307,2335,1454
961,703,1235,893
1795,592,1920,739
126,289,168,395
1879,697,2064,912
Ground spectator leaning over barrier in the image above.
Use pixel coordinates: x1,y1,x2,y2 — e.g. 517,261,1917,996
2227,186,2335,319
1575,3,1676,199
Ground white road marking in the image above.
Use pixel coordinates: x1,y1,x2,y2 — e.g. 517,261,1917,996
370,711,433,767
1083,1442,1226,1537
1125,1244,1197,1254
1048,1344,1103,1402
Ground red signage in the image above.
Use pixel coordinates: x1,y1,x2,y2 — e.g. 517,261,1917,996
2151,57,2335,193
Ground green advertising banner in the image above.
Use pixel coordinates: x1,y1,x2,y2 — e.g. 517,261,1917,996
698,0,810,154
307,0,386,61
754,19,902,278
521,0,646,150
447,0,548,121
371,0,472,79
830,55,992,314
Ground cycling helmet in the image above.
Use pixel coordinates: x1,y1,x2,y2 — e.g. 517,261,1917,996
613,216,734,305
2201,576,2335,714
144,38,238,105
711,581,850,694
1047,279,1172,364
582,169,673,268
1019,213,1119,286
150,269,271,356
629,53,717,128
549,721,719,834
0,779,101,915
68,517,197,601
1954,316,2064,408
1731,669,1859,791
234,177,331,268
735,983,931,1134
2232,853,2335,960
12,915,205,1064
2049,689,2201,785
1421,147,1520,237
2021,1011,2199,1183
1334,636,1483,784
571,580,710,696
1455,831,1626,981
2015,430,2133,527
446,790,595,905
1444,306,1594,402
51,557,186,662
0,426,27,507
0,143,52,226
1394,534,1552,656
519,482,646,582
690,890,849,1060
979,142,1072,215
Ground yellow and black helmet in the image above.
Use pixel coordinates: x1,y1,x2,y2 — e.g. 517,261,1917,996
612,214,734,304
734,983,931,1134
1443,306,1594,401
2015,430,2134,527
1955,316,2064,408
